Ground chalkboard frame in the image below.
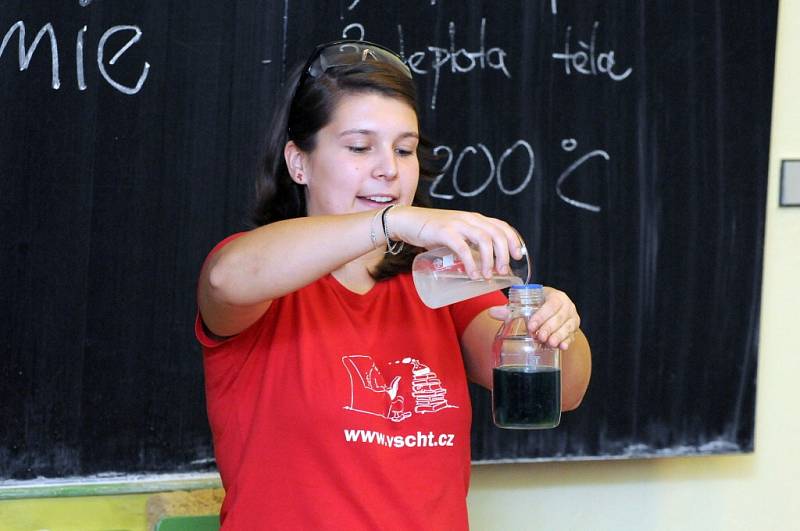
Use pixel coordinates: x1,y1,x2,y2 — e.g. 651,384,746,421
0,0,777,486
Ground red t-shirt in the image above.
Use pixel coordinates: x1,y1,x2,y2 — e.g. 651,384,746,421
196,234,506,530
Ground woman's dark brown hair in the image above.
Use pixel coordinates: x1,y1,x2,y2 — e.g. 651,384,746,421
250,47,437,280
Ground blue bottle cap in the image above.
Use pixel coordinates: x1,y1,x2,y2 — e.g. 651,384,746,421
510,283,543,289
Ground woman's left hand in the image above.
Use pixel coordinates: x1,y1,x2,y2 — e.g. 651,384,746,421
488,286,581,351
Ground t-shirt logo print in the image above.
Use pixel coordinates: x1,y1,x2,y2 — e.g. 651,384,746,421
342,355,458,422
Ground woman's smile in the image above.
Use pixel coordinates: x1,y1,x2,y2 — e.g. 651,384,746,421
356,194,398,208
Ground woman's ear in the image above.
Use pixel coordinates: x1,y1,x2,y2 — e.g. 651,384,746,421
284,141,307,185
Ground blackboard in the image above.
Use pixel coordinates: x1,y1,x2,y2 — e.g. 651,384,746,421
0,0,777,481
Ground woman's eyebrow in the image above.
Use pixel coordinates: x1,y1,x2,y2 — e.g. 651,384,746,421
338,128,373,137
338,129,419,139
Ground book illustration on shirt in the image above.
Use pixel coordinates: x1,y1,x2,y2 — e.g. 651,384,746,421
342,355,458,422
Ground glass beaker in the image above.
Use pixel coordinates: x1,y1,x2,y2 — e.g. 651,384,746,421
412,241,531,309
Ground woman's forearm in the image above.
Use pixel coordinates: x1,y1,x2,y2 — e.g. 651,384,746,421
203,211,382,305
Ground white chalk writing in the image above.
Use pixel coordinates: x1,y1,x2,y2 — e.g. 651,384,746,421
345,18,509,110
0,21,60,89
0,20,150,94
552,21,632,81
429,138,608,213
556,143,610,212
429,140,534,200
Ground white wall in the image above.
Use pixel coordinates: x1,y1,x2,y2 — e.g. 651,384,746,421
467,2,800,529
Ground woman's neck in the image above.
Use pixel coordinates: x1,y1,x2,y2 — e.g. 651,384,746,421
331,248,384,294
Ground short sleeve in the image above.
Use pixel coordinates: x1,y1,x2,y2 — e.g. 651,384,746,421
195,312,228,348
194,232,248,349
447,289,507,337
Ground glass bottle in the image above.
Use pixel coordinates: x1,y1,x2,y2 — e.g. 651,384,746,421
492,284,561,429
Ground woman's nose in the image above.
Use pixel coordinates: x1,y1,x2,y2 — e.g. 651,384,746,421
373,148,398,180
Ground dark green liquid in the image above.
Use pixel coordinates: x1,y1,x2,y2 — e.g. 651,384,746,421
492,366,561,429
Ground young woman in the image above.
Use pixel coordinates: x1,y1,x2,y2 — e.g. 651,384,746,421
196,40,591,530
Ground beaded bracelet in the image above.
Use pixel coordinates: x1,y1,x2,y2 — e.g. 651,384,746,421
380,205,404,255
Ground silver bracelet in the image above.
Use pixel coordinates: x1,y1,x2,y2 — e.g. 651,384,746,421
369,208,384,249
381,205,404,255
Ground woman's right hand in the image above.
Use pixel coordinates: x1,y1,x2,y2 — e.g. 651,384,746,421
387,206,525,280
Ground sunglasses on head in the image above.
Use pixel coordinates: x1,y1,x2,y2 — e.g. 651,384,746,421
298,40,412,84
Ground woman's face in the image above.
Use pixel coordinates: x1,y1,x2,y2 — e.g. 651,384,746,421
295,92,420,216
